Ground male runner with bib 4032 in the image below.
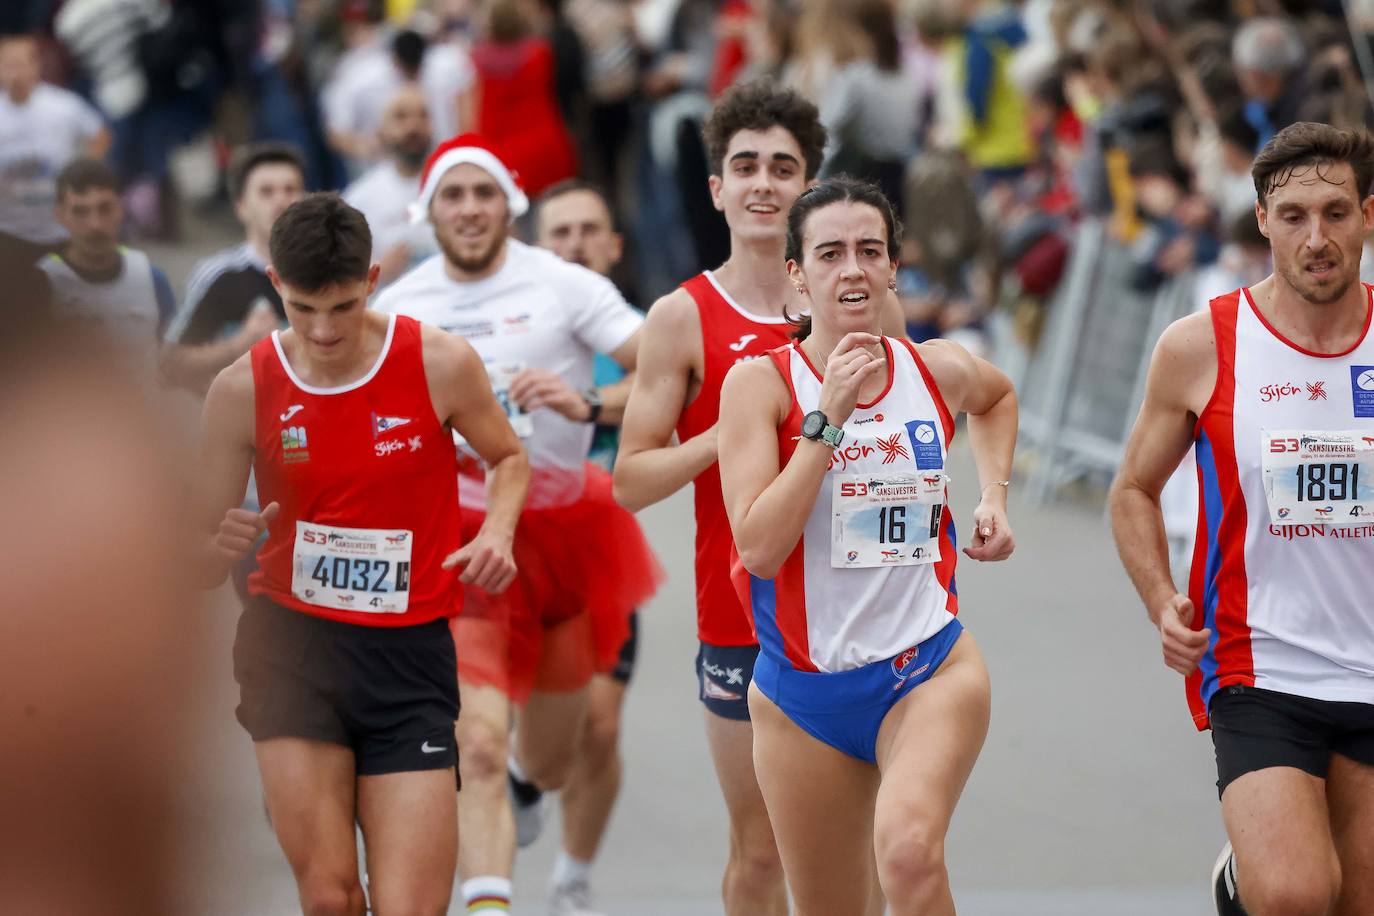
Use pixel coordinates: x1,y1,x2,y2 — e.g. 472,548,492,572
198,193,529,916
614,79,906,915
719,178,1017,916
1112,122,1374,916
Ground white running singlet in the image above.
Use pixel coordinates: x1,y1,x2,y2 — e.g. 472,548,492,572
738,337,959,673
1188,286,1374,728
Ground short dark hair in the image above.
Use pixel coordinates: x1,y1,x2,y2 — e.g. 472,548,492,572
228,142,305,202
1252,121,1374,207
269,193,372,291
703,80,828,181
785,176,902,339
536,179,616,229
55,159,120,201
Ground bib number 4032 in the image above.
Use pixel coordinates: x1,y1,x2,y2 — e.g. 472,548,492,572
309,556,411,593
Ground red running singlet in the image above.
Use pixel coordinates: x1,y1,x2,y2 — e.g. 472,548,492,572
248,314,463,626
675,271,794,645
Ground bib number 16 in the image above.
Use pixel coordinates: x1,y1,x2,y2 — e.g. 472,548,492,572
877,505,906,544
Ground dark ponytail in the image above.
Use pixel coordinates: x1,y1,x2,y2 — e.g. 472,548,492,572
784,175,902,339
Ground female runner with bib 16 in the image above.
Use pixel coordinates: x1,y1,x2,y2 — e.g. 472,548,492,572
719,177,1018,916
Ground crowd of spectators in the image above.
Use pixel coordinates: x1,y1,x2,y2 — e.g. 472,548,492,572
5,0,1374,360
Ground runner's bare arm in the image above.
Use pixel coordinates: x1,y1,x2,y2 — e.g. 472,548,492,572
1109,315,1222,675
921,340,1017,560
195,357,272,587
614,291,717,511
595,327,641,425
427,329,530,592
1109,314,1216,624
721,335,886,578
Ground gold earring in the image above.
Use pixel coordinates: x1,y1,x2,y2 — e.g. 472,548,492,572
888,278,898,291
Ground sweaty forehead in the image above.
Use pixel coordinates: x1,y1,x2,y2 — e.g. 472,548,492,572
1267,161,1364,209
805,201,887,245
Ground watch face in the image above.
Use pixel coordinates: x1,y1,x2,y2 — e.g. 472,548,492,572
801,411,824,439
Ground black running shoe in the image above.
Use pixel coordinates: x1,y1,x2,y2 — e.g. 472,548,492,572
508,765,547,848
1212,842,1248,915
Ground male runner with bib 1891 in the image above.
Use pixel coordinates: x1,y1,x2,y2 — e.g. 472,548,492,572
197,193,529,916
719,178,1016,916
614,79,906,915
1111,122,1374,916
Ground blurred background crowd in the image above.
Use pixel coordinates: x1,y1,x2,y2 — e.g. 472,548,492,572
7,0,1374,357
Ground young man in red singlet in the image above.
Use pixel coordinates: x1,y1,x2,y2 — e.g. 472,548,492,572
197,193,529,915
613,79,906,914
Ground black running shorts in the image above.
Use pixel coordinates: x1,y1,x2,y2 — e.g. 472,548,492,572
606,612,640,685
695,641,760,721
1209,684,1374,797
233,595,460,779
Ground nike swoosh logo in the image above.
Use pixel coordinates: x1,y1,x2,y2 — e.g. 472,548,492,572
728,334,758,352
280,405,304,422
421,741,447,754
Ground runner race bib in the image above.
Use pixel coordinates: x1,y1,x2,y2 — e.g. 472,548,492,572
291,521,413,613
454,361,532,455
1262,430,1374,527
832,473,946,568
487,361,533,439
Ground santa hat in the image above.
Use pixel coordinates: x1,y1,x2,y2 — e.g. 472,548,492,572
408,134,530,225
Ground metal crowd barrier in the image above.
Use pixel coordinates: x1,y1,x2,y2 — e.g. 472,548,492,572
1016,219,1197,505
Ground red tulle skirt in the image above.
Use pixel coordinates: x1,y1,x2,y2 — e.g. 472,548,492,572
451,464,662,703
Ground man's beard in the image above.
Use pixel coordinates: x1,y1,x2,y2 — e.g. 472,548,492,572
1279,261,1353,306
393,140,429,170
437,226,506,274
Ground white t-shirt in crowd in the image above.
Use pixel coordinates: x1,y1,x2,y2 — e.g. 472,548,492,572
0,84,104,244
322,38,473,162
372,239,642,507
343,161,437,274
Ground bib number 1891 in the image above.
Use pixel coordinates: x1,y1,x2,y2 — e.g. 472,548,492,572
1293,462,1360,502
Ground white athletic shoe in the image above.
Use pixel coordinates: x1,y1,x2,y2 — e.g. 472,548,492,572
508,767,548,848
1211,841,1247,915
548,878,606,916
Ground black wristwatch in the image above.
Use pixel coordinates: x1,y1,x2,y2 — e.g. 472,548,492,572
581,388,604,424
800,410,844,448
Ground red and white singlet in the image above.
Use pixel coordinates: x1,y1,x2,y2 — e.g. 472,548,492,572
676,271,794,646
734,338,959,673
1187,286,1374,726
248,314,463,626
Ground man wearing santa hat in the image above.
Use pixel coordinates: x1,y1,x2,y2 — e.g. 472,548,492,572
373,135,661,915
